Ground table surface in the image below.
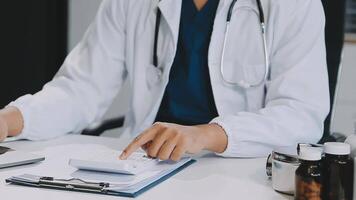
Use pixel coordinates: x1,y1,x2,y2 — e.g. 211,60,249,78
0,134,293,200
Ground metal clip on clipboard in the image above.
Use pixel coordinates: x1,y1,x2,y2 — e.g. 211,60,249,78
38,177,110,193
6,174,112,194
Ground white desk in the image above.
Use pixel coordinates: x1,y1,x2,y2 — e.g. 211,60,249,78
0,135,293,200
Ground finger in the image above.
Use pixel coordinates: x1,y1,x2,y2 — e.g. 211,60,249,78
120,132,155,159
170,145,186,162
120,125,161,159
147,129,171,158
157,139,178,161
0,134,6,142
141,141,152,152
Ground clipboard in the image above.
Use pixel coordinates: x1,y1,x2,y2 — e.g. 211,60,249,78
6,159,196,198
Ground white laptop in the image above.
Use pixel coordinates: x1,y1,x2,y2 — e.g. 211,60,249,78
0,146,45,169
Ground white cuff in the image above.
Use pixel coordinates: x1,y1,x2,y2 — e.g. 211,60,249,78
210,117,234,157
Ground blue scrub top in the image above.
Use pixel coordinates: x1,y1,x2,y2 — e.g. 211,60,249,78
155,0,219,125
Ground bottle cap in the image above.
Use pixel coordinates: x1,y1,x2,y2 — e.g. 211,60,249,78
298,148,322,161
324,142,350,155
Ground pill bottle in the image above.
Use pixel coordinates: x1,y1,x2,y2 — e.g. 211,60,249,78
322,142,354,200
295,148,322,200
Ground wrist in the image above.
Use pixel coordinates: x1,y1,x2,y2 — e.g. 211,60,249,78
198,123,228,153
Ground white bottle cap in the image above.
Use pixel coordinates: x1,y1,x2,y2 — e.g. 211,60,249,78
324,142,351,155
298,148,322,161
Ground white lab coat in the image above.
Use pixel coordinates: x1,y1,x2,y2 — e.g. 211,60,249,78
9,0,329,157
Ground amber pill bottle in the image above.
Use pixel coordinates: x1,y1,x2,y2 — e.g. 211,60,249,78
295,148,322,200
322,142,354,200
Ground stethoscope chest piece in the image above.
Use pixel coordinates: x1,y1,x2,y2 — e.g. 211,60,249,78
146,65,163,89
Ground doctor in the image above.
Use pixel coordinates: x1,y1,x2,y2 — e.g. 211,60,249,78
0,0,329,161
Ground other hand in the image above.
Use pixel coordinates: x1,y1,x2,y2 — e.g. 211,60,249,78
0,107,24,141
0,115,9,142
120,122,227,161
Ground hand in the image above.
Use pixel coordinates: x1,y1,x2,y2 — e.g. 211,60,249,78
0,107,24,141
120,122,227,161
0,114,9,142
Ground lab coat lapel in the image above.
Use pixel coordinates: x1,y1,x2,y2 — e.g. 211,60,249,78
158,0,182,47
132,0,182,133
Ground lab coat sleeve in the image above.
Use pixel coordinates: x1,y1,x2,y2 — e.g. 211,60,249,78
211,0,330,157
7,0,127,140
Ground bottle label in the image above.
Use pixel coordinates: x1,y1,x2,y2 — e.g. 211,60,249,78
295,175,322,200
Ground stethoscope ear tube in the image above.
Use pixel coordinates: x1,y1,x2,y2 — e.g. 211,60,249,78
227,0,237,22
256,0,265,23
153,8,162,68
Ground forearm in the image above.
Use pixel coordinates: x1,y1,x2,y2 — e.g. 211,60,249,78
0,106,24,137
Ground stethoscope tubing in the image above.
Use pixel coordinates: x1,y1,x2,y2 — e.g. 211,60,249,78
220,0,269,88
153,0,270,89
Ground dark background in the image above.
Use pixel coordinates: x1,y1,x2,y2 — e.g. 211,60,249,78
0,1,68,107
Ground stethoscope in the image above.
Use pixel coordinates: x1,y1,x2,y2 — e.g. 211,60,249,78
152,0,269,89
